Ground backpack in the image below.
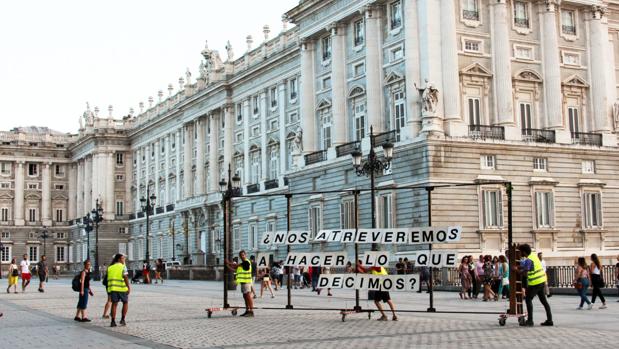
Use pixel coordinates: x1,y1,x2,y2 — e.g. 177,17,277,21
102,273,108,287
72,273,82,292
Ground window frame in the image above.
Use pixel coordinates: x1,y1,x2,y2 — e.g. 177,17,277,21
389,0,403,31
353,19,365,47
308,203,322,239
480,187,504,229
534,190,555,229
321,36,332,62
582,191,603,229
533,157,548,172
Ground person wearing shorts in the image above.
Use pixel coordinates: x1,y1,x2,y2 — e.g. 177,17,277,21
106,254,131,327
357,261,398,321
226,250,254,317
19,254,31,292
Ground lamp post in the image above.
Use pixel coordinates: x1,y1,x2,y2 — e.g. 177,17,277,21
219,163,242,308
91,199,103,281
350,126,394,251
170,219,176,261
82,214,93,261
39,227,51,257
0,240,3,279
140,188,156,281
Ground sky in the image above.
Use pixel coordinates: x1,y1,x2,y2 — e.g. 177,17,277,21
0,0,299,134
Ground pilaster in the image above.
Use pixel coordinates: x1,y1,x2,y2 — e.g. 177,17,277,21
195,118,206,195
300,39,317,152
183,123,194,198
588,5,611,132
105,152,115,220
365,5,385,133
330,22,348,145
68,163,77,220
14,161,24,225
260,91,268,182
404,0,421,139
223,105,234,173
540,0,563,128
208,113,220,193
492,0,514,126
243,99,251,184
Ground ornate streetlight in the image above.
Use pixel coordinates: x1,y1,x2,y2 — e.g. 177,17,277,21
219,163,241,308
82,214,93,261
39,227,51,256
350,126,394,251
140,188,156,281
91,199,103,280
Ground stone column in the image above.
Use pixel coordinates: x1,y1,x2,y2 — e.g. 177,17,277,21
164,135,170,204
41,162,51,225
145,145,151,202
365,5,385,133
260,92,268,181
14,161,25,225
540,1,562,128
417,0,444,135
223,105,234,173
154,139,161,203
242,99,251,184
84,156,92,213
300,39,316,152
608,33,617,113
183,123,193,198
491,1,514,126
589,6,611,132
195,119,205,195
105,152,115,220
91,154,99,209
68,163,76,220
441,0,463,135
135,148,142,211
175,130,181,201
76,160,84,217
404,0,421,139
277,81,287,177
124,152,133,213
330,22,347,145
208,113,220,193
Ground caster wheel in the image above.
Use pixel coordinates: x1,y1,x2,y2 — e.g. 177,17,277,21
232,309,238,316
518,317,525,326
207,311,212,318
499,318,506,326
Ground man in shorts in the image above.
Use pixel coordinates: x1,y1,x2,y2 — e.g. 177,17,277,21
357,261,398,321
20,254,31,292
37,255,48,292
226,250,254,317
106,254,131,327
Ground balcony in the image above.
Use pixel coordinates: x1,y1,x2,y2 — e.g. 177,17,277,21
335,140,361,158
514,17,529,28
246,183,260,194
166,204,175,212
562,25,576,35
304,150,327,166
522,128,555,143
468,125,505,140
128,213,136,220
155,207,164,214
462,10,479,21
264,179,279,190
137,212,145,219
571,132,602,147
371,130,396,147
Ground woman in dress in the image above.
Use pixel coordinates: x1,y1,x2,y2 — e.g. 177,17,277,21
574,257,592,310
482,255,496,301
458,256,471,299
589,253,607,309
6,258,19,294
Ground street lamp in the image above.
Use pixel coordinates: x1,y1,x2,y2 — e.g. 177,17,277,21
140,188,156,282
91,200,103,281
219,163,242,308
350,126,394,251
169,219,177,261
0,240,3,279
39,227,51,257
82,214,93,261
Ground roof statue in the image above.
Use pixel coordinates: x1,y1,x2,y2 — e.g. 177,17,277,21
225,40,234,61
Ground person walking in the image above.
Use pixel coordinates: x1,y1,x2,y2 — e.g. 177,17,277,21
538,252,551,297
473,255,484,299
259,267,274,298
458,256,471,299
19,254,31,292
357,261,397,321
482,255,496,301
318,266,332,296
107,254,131,327
292,265,301,289
225,250,254,317
615,255,619,301
396,258,405,275
518,244,553,326
74,260,94,322
142,260,151,284
498,255,509,299
589,253,607,309
154,259,165,284
249,256,257,298
7,258,19,294
37,255,48,293
574,257,592,310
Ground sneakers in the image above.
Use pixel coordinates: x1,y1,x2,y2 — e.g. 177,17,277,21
599,304,607,309
74,317,82,322
520,320,534,327
110,321,117,327
377,315,388,321
240,311,254,317
540,320,553,327
587,304,593,310
119,319,126,326
576,307,583,310
81,318,92,322
392,315,398,321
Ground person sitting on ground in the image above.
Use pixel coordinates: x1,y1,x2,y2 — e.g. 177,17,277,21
357,260,397,321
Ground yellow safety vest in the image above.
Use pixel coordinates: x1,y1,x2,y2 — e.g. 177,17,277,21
235,260,252,284
526,253,547,286
107,263,128,293
371,267,388,276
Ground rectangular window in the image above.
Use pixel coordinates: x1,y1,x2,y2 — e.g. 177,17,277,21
0,182,9,189
480,155,496,170
322,76,331,90
29,246,38,262
54,165,64,177
1,231,10,239
393,90,406,140
320,108,332,150
251,126,260,137
563,52,579,66
27,183,38,190
1,208,8,222
463,0,480,20
533,158,547,171
289,78,298,100
390,0,402,29
354,100,366,141
514,45,532,60
54,184,64,190
354,19,364,46
248,223,258,250
116,174,123,181
270,87,277,108
568,107,580,134
287,112,299,124
583,192,602,228
269,149,279,180
322,36,332,61
535,191,554,228
390,46,404,61
252,95,259,116
116,201,124,216
56,246,66,262
582,160,595,174
55,209,63,222
353,62,365,77
561,10,576,35
236,103,243,123
467,97,481,125
463,39,481,53
0,245,10,263
250,153,261,184
308,205,322,238
235,132,244,143
232,225,240,252
28,208,37,222
116,153,124,165
0,162,10,176
340,199,355,229
56,232,65,239
28,163,38,176
513,1,529,28
519,102,532,131
378,193,393,228
482,189,503,228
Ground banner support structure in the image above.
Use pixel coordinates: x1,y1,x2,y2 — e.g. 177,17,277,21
353,189,361,311
286,194,293,309
426,186,436,312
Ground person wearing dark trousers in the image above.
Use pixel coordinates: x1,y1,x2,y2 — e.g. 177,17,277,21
518,244,553,327
589,253,607,309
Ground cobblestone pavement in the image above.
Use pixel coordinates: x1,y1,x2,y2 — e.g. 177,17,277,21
0,278,618,348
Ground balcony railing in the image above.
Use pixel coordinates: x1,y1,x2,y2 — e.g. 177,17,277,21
522,128,555,143
335,140,361,157
137,212,145,219
462,9,479,21
128,213,136,220
264,179,279,190
571,132,602,147
514,17,529,28
155,207,164,214
371,130,396,147
166,204,175,212
304,150,327,166
468,125,505,140
246,183,260,194
562,25,576,35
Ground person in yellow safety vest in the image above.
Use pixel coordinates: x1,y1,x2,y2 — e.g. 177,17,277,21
106,253,131,327
356,261,398,321
518,244,553,327
225,250,254,317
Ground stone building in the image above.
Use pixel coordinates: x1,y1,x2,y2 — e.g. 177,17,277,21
2,0,619,272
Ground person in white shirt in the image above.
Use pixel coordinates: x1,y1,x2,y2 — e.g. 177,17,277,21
537,252,551,297
20,254,32,292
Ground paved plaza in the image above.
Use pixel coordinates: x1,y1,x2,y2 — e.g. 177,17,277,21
0,279,617,348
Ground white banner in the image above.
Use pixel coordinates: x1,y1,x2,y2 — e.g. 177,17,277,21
361,251,390,267
284,252,348,267
262,231,311,245
317,274,419,292
256,253,271,269
411,250,459,267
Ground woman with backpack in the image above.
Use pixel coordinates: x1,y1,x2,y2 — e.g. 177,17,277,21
6,258,19,294
74,259,94,322
589,253,607,309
